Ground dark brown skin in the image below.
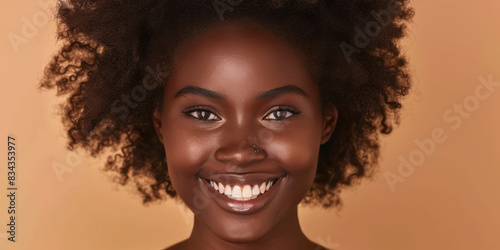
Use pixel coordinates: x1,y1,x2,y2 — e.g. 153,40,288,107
153,20,337,250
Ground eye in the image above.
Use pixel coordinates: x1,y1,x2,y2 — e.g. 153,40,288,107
263,105,300,121
182,106,221,122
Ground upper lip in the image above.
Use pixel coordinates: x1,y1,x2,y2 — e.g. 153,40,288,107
199,173,286,186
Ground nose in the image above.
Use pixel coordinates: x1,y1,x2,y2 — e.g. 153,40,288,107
214,121,267,167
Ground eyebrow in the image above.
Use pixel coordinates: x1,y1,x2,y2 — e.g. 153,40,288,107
174,84,308,100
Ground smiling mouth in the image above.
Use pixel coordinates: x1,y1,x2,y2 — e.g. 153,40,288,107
203,178,279,201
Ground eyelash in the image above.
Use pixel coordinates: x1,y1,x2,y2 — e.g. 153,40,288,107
182,105,300,122
263,105,301,121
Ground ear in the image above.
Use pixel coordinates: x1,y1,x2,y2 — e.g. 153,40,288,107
152,107,164,144
320,103,338,145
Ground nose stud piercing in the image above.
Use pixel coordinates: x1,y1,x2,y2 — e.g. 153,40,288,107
252,144,262,153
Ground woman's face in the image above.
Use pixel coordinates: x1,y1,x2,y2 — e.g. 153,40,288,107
153,21,337,243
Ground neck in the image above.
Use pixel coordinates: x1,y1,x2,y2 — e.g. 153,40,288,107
182,207,317,250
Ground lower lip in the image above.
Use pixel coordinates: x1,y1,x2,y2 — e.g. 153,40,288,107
199,177,284,215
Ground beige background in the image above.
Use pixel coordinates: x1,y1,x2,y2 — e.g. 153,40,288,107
1,0,499,249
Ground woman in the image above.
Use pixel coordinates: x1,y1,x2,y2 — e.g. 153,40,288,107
40,0,414,249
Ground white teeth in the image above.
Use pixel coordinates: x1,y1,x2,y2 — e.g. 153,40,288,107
259,182,266,194
252,185,260,196
224,185,232,196
211,181,218,191
207,179,278,201
218,183,224,194
232,185,242,198
242,185,252,199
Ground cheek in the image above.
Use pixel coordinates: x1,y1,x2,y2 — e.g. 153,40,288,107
267,126,322,206
166,135,207,169
161,124,211,198
270,126,322,178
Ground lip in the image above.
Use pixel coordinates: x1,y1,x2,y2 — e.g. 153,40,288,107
198,174,285,215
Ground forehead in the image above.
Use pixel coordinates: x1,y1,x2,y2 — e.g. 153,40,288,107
164,20,319,100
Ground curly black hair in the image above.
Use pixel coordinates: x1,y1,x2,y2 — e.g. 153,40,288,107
40,0,414,208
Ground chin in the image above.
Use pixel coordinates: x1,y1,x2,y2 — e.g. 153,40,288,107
211,221,272,244
197,203,283,244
